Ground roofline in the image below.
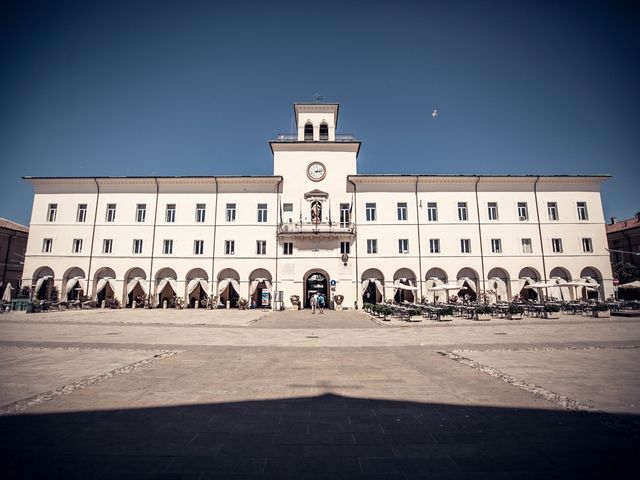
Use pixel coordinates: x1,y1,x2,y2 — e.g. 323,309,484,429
23,175,283,181
348,174,611,179
293,102,340,128
268,140,361,156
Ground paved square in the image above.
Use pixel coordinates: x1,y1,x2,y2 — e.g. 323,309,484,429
0,309,638,478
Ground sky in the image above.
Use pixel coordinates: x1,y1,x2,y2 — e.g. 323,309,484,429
1,0,638,226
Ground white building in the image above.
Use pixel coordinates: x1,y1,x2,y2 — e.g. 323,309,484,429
22,102,614,309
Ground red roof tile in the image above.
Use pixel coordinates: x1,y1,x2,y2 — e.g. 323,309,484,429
0,218,29,233
606,215,640,234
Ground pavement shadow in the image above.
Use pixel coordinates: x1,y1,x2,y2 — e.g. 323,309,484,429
0,393,638,479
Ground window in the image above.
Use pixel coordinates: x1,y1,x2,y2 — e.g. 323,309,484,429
582,238,593,253
521,238,533,254
340,203,350,227
163,239,173,255
283,242,293,255
397,202,407,221
165,204,176,223
552,238,563,253
72,238,83,254
133,239,143,254
319,122,328,141
42,238,53,253
103,239,113,254
517,202,528,221
136,204,146,222
398,239,409,254
304,122,313,141
283,203,293,215
429,238,440,254
106,204,116,222
194,240,204,255
427,202,438,222
458,202,468,221
547,202,558,221
256,240,266,255
488,202,498,220
224,240,235,255
76,204,87,223
491,238,502,253
460,238,471,253
577,202,588,221
47,203,57,222
226,203,236,222
196,204,206,223
340,241,350,254
367,239,378,254
257,203,268,223
365,203,377,221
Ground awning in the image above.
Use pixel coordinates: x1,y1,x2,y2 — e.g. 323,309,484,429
250,278,272,295
35,276,53,297
218,278,240,295
457,277,476,293
361,278,384,296
157,278,177,296
187,278,210,296
96,278,117,295
127,277,148,295
65,277,84,300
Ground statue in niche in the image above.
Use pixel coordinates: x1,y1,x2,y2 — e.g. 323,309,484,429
311,200,322,224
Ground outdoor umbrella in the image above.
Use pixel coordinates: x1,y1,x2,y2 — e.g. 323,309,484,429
618,280,640,289
2,283,13,302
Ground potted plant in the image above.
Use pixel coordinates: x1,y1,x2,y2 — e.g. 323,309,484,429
237,297,249,310
592,303,611,318
380,304,392,320
27,298,41,314
543,303,560,319
508,304,524,320
438,305,454,321
475,304,492,321
108,297,120,309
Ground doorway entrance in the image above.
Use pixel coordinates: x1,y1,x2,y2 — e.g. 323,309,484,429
304,271,328,308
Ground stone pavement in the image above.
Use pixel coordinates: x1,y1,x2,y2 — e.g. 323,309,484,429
0,309,638,478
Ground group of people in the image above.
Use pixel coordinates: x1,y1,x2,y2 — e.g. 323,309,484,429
309,291,326,314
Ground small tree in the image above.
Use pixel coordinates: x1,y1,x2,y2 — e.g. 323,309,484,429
613,262,640,284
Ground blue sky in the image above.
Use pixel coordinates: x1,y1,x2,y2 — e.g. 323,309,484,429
1,0,638,226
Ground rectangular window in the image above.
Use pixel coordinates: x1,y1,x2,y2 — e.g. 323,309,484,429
460,238,471,253
577,202,588,221
106,203,116,222
42,238,53,253
136,204,146,223
165,204,176,223
552,238,563,253
365,203,376,221
398,239,409,254
521,238,533,254
256,240,266,255
283,242,293,255
340,203,350,227
517,202,528,221
226,203,236,222
283,203,293,212
488,202,498,220
76,203,87,223
340,241,350,254
397,202,407,221
429,238,440,254
224,240,235,255
196,204,206,223
163,239,173,255
367,239,378,254
491,238,502,253
547,202,558,221
194,240,204,255
47,203,57,222
582,237,593,253
257,203,268,223
72,238,83,254
103,239,113,254
457,202,468,221
427,202,438,222
133,239,143,254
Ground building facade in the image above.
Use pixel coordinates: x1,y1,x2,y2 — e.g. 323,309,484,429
22,103,614,308
0,218,29,298
606,213,640,267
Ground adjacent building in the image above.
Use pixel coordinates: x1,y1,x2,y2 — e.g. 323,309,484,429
0,218,29,298
22,102,614,309
606,213,640,266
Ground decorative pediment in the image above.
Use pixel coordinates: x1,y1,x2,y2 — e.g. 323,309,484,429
304,189,329,199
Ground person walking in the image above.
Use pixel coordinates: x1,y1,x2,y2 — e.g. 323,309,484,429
318,292,325,314
310,293,317,314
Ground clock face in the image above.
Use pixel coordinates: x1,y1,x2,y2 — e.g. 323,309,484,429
307,162,326,181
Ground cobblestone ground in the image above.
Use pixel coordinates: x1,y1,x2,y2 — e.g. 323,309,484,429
0,309,638,478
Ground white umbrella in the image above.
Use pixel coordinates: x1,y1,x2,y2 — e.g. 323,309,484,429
429,283,462,291
2,282,13,302
618,280,640,289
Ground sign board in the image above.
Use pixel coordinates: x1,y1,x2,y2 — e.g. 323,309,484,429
261,291,270,306
613,279,619,286
330,280,337,286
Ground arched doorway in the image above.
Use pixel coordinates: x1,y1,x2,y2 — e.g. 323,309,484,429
456,267,479,302
518,267,540,301
486,267,510,303
124,267,147,307
63,267,86,301
155,268,178,307
424,268,447,303
217,268,240,308
33,266,55,301
94,267,117,305
549,267,573,301
580,267,602,300
249,268,272,308
186,268,209,308
361,268,384,304
304,269,329,308
393,268,417,304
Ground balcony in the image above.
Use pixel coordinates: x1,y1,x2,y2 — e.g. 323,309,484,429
277,221,356,237
272,134,357,142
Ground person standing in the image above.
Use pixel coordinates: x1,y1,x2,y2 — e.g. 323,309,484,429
310,293,317,314
318,292,325,314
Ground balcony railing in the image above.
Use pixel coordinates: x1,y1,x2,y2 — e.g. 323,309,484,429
272,134,357,142
277,221,355,236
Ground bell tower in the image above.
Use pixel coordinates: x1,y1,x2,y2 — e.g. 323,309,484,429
294,103,339,141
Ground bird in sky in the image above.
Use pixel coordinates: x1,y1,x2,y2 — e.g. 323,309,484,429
432,109,438,118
